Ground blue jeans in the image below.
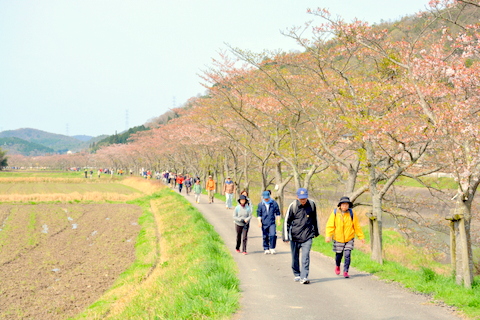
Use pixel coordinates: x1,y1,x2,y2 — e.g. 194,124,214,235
262,224,277,250
290,238,313,279
225,193,234,208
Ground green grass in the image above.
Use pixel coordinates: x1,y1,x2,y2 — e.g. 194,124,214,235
73,187,239,319
312,230,480,319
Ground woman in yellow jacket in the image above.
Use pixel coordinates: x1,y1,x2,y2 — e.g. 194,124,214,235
325,196,365,278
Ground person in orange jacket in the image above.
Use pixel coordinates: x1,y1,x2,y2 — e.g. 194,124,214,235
205,175,216,204
325,196,365,278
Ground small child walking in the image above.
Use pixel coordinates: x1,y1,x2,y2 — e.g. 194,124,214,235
233,195,252,255
325,196,365,278
193,179,202,203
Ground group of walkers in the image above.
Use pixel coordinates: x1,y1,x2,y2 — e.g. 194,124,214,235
231,186,365,284
168,173,365,283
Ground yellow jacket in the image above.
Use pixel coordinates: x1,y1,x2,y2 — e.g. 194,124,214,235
325,209,364,243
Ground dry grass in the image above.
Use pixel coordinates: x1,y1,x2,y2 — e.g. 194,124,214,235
0,192,143,202
119,178,163,195
0,177,164,202
105,198,167,318
0,177,102,183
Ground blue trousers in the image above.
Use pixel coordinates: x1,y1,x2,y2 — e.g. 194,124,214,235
262,224,277,250
290,238,313,279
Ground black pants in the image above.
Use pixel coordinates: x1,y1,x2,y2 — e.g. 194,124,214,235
335,250,352,272
235,223,249,252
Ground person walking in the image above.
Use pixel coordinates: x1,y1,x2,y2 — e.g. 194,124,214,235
205,175,216,204
223,177,236,209
233,195,252,255
325,196,365,278
240,189,251,206
282,188,319,284
257,190,281,254
193,179,202,203
184,175,192,195
176,174,184,193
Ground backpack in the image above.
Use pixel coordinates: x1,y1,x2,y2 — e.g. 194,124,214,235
334,208,353,221
288,199,316,214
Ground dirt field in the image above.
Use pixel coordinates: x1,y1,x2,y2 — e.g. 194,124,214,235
0,203,142,319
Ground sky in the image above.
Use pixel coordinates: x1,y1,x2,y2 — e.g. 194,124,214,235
0,0,431,137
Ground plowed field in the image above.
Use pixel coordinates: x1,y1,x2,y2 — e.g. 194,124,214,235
0,203,142,319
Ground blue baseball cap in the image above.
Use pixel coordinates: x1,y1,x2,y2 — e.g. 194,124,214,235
262,191,270,199
297,188,308,199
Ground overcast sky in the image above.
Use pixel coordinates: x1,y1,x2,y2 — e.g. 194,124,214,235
0,1,430,137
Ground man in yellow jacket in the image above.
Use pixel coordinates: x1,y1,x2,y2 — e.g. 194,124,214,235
325,196,365,278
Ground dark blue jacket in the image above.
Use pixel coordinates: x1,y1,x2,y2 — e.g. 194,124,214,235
257,200,280,227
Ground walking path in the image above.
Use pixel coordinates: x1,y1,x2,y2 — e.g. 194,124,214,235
178,190,461,320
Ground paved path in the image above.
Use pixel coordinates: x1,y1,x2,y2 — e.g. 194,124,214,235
178,190,461,320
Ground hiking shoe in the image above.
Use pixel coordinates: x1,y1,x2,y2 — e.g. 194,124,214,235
344,272,349,278
264,250,270,254
335,266,340,275
242,252,248,255
300,278,310,284
294,276,301,282
270,248,276,254
236,249,240,253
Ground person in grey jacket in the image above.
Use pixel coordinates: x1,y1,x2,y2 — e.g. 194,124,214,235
233,195,252,254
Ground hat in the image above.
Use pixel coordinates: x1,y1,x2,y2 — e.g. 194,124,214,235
261,191,270,199
297,188,308,199
337,196,353,208
238,195,248,203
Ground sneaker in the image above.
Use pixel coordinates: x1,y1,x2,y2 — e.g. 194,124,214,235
294,276,301,282
264,250,270,254
242,252,248,255
300,278,310,284
335,266,340,275
236,249,240,253
344,272,349,278
270,248,276,254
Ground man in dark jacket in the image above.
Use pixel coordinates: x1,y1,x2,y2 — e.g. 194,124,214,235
282,188,319,284
257,190,281,254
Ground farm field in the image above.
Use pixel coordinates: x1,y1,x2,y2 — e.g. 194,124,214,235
0,174,142,202
0,174,144,319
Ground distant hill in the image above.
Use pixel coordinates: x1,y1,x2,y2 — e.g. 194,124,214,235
0,137,55,156
0,128,91,155
72,135,93,142
90,125,150,152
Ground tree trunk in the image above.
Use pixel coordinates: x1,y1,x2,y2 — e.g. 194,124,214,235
370,195,383,264
345,160,360,196
302,164,318,190
274,161,292,215
454,200,473,288
449,220,456,275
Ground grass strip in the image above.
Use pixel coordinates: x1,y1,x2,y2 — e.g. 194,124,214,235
72,187,239,320
312,230,480,319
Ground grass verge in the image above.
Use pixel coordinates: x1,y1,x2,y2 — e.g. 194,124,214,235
312,230,480,319
72,187,239,320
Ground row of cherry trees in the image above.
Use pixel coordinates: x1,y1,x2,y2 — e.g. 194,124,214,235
7,0,479,287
